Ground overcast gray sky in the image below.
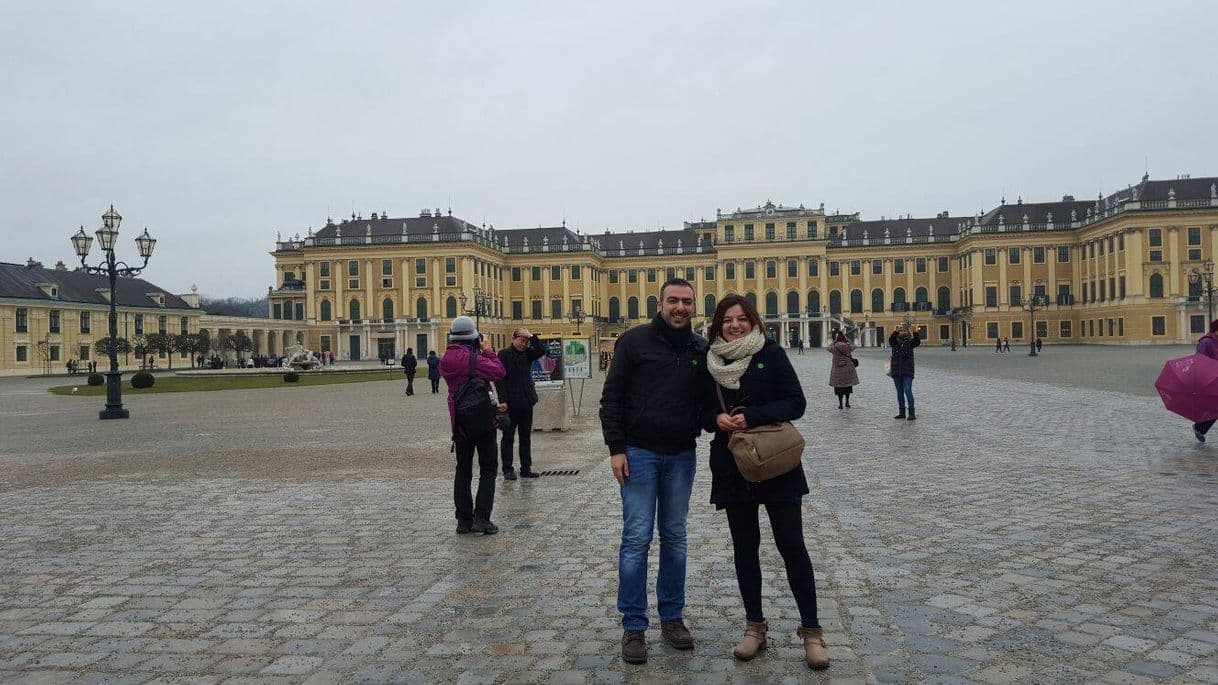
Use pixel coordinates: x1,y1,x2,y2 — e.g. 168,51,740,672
3,1,1216,297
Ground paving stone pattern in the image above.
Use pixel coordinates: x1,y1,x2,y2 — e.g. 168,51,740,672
1,347,1216,683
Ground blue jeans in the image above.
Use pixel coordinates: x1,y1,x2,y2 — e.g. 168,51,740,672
618,446,696,631
893,375,914,410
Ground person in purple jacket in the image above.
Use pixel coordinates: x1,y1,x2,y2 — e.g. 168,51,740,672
440,316,507,534
1194,320,1218,442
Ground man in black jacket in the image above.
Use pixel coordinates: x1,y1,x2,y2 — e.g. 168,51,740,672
401,348,418,396
497,328,547,480
599,278,709,665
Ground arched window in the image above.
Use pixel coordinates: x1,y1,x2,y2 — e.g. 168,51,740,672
829,290,842,315
382,298,394,322
764,292,778,317
937,286,951,312
349,299,361,321
808,291,820,314
608,297,620,322
320,300,332,321
627,297,639,319
850,289,863,313
704,294,716,316
787,291,799,315
745,292,758,309
915,287,928,304
646,296,658,317
871,288,884,313
416,297,428,320
445,296,458,319
1149,273,1164,298
893,287,907,305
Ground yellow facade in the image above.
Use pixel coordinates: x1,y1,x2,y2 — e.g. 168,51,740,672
0,261,309,375
264,177,1218,357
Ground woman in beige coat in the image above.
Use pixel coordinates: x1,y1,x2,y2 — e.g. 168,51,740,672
827,331,859,409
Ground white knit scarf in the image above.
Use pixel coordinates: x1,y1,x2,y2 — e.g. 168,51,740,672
707,328,766,390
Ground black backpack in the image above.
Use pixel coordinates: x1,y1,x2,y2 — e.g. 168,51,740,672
452,348,496,440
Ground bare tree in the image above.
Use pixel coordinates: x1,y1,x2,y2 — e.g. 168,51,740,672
223,330,253,363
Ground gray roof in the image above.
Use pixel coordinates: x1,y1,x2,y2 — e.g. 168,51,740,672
0,261,194,309
591,229,706,254
496,226,582,249
977,199,1094,227
313,213,476,239
1103,176,1218,206
837,217,972,241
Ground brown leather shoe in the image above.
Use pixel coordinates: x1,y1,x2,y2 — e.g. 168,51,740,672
796,626,829,669
660,619,694,650
621,630,647,664
732,619,768,661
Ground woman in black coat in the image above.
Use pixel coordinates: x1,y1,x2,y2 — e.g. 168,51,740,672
888,323,921,420
702,294,827,669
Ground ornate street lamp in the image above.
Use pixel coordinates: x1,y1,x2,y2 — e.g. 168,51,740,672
459,286,493,329
567,304,586,336
1189,260,1215,324
71,205,156,419
1022,293,1049,357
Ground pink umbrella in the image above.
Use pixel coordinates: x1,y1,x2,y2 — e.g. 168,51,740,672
1155,353,1218,422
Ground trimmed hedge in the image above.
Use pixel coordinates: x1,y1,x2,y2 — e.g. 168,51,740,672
86,373,105,386
283,372,300,383
130,371,155,389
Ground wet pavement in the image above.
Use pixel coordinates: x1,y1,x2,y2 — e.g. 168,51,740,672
1,346,1216,683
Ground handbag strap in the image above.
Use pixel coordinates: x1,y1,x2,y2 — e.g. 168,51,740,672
715,384,744,416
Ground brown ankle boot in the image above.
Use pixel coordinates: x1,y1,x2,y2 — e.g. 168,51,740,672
732,620,768,661
796,626,829,670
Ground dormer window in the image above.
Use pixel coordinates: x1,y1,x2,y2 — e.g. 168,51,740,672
146,292,166,307
36,282,58,298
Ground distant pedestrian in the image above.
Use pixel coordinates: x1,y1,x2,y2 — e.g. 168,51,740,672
1194,320,1218,442
427,350,441,393
828,332,859,409
1035,337,1043,353
1002,337,1011,353
402,348,418,396
995,338,1002,353
497,328,547,480
889,323,920,420
440,317,506,535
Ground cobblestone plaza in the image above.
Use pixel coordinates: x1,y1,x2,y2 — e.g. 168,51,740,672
2,346,1217,683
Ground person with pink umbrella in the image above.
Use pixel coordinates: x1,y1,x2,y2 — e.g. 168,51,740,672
1193,320,1218,442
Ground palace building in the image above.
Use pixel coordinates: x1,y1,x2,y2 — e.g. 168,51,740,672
0,259,308,376
267,174,1218,360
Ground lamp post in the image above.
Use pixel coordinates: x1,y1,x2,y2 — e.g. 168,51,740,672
459,286,493,329
71,205,156,419
1022,293,1049,357
567,304,586,336
1190,260,1215,324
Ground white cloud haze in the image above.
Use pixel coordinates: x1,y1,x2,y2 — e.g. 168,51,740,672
2,1,1216,296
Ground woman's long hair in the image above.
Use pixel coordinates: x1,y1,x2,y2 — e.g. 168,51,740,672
708,294,764,343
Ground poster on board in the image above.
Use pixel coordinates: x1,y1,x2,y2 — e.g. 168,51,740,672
563,339,591,379
532,337,565,385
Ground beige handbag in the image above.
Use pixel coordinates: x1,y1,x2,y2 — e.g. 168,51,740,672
715,384,805,483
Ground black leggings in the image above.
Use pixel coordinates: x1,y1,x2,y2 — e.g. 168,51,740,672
724,502,820,629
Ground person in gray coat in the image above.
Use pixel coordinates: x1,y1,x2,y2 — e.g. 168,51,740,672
827,331,859,409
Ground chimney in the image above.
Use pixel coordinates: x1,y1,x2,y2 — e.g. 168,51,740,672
26,257,42,268
1062,195,1075,202
54,260,67,271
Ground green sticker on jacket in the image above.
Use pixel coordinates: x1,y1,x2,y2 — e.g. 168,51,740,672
757,362,765,369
